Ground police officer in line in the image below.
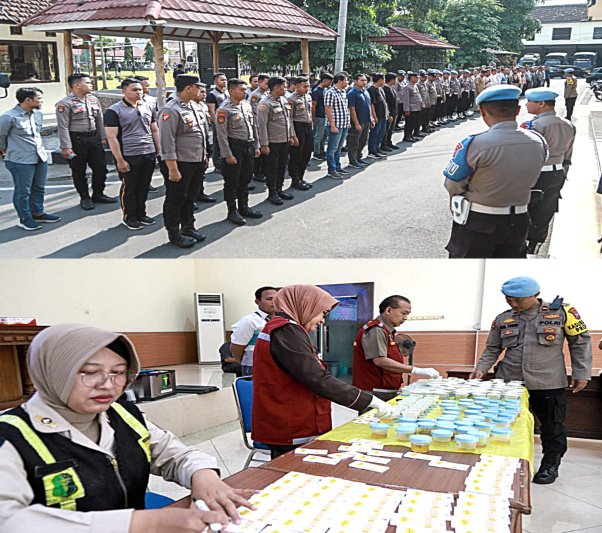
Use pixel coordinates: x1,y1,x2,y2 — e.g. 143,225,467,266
249,74,270,183
443,85,549,258
521,88,576,257
400,72,422,143
416,70,432,135
449,70,461,120
191,83,217,205
470,276,592,484
441,70,453,121
215,78,263,226
393,70,406,131
434,70,446,125
206,72,229,173
56,74,116,210
287,76,313,191
426,71,439,129
159,74,208,248
457,70,471,119
563,68,578,121
256,76,298,205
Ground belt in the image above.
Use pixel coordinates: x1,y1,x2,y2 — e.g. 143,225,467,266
69,130,98,137
470,202,528,215
228,137,254,146
542,164,562,172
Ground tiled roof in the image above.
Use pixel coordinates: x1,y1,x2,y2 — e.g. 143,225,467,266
530,3,588,23
371,27,457,50
0,0,52,25
23,0,338,41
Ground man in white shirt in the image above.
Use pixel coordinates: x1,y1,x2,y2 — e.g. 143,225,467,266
230,286,278,376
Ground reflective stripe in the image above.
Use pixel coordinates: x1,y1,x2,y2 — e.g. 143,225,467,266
257,332,271,342
111,403,151,463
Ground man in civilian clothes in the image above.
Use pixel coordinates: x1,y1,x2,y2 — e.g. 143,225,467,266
324,72,351,179
346,73,372,169
381,73,398,151
311,72,334,160
367,73,389,157
206,72,228,173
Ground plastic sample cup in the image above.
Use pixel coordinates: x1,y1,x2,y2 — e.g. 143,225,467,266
490,427,512,443
370,422,389,438
409,434,432,453
394,423,417,441
417,420,437,435
493,416,513,428
431,429,454,443
455,433,478,451
474,422,493,436
471,430,488,447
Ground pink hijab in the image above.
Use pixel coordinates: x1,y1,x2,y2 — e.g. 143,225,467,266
273,285,338,328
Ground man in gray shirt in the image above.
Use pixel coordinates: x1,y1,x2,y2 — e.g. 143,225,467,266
0,87,60,230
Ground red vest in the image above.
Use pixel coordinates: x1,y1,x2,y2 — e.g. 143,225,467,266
251,316,332,446
352,319,404,391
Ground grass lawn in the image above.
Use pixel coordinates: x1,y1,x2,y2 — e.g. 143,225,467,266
95,69,250,90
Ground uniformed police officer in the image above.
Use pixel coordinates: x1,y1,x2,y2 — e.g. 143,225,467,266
449,70,461,120
159,74,208,248
249,74,270,183
56,74,116,210
416,70,431,135
443,85,549,258
215,78,263,226
191,83,217,205
522,88,576,257
470,276,592,484
256,76,298,205
426,72,438,129
393,70,406,131
287,76,313,191
563,68,578,121
401,72,422,143
206,72,229,173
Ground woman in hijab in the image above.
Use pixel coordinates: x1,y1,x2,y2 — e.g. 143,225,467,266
251,285,397,458
0,323,254,532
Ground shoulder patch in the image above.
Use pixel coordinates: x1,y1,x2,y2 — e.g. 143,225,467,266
519,120,533,130
258,104,267,112
216,109,227,124
161,112,171,122
563,304,588,336
443,135,475,182
57,104,66,113
251,95,257,103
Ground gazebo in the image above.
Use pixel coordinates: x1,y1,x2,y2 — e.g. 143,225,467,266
23,0,338,106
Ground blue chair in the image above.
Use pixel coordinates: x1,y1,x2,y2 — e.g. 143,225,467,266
145,491,175,509
232,376,270,469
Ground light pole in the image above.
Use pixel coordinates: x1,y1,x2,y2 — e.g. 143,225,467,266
334,0,348,73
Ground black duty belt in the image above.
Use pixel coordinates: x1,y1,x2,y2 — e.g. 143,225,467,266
69,130,98,137
228,137,254,146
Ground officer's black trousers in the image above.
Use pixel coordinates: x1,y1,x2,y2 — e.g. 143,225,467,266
404,112,419,139
265,142,289,192
211,124,222,171
565,97,577,120
254,153,267,178
347,123,370,162
529,388,568,456
435,99,444,120
420,109,430,131
288,122,313,180
446,211,529,258
448,94,458,116
68,133,107,199
161,160,203,231
395,103,404,126
383,113,397,146
469,91,475,108
222,139,254,210
119,152,155,221
458,93,468,114
527,169,567,245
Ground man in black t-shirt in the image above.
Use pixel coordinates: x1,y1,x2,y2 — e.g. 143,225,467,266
367,74,389,157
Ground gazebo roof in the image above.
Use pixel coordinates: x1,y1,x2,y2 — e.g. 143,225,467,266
371,27,457,50
23,0,338,42
0,0,51,25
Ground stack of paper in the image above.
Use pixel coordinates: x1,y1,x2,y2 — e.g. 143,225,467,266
464,454,519,498
452,491,511,533
393,488,454,533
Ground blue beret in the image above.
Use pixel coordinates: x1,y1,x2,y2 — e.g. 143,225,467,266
501,277,540,297
419,69,427,75
475,85,521,106
451,70,458,75
443,70,450,74
525,88,559,102
397,70,406,75
463,69,471,74
564,68,574,73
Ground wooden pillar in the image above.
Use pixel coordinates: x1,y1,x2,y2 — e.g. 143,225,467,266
63,30,74,94
301,38,310,75
212,37,219,73
151,26,166,109
98,37,108,90
90,42,98,91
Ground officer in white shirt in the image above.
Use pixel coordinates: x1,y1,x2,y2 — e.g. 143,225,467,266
230,287,278,376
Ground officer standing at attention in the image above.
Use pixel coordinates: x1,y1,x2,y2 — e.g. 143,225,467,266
442,85,549,258
522,88,576,257
206,72,228,173
287,76,313,191
159,74,208,248
426,71,438,129
249,74,270,183
563,68,578,121
56,74,116,210
257,76,298,205
416,70,431,135
470,277,592,484
191,83,217,205
215,78,263,226
393,70,406,131
401,72,422,143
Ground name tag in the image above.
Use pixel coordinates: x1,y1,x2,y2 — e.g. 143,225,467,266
274,108,283,114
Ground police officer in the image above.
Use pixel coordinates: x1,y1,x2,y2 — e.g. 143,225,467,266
426,71,438,129
442,85,549,258
249,74,270,183
256,76,298,205
394,70,406,131
441,70,453,122
449,70,461,120
401,72,422,143
457,70,471,119
563,68,578,121
287,76,313,191
434,70,446,125
522,88,576,257
470,276,592,484
191,83,217,205
416,70,431,135
159,74,208,248
206,72,228,173
215,78,263,226
56,74,116,210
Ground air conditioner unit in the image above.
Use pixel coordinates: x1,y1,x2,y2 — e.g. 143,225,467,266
193,293,225,364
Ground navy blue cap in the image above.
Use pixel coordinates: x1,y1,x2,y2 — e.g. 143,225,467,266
501,277,540,297
475,84,521,106
525,88,559,102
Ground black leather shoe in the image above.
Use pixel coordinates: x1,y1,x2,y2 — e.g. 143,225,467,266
403,137,415,143
268,192,284,205
193,202,199,211
247,184,256,191
292,180,311,191
92,193,117,204
227,210,247,226
80,198,95,210
278,190,294,200
239,207,263,218
168,232,196,248
416,133,427,138
302,180,313,188
254,175,267,183
198,193,217,203
181,228,207,242
533,454,562,484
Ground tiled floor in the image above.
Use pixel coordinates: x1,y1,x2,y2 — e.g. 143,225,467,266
148,365,602,532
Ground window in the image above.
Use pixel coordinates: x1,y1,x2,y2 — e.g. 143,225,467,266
594,27,602,39
552,28,572,40
0,41,59,83
9,27,22,36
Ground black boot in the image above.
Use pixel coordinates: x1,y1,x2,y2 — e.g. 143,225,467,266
267,189,284,205
533,453,562,484
227,209,247,226
291,178,311,191
239,205,263,218
277,189,294,200
167,229,196,248
181,227,206,243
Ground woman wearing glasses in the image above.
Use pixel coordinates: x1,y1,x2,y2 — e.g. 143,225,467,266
252,285,397,458
0,323,254,532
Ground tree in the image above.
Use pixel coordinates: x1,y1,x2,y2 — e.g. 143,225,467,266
497,0,541,52
124,37,134,66
144,40,155,64
441,0,503,66
384,0,445,37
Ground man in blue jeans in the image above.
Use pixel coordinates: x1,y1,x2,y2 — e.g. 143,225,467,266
311,72,333,160
367,73,389,158
0,87,60,231
324,73,351,179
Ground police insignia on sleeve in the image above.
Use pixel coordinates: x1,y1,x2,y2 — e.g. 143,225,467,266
258,104,267,112
57,104,65,113
162,112,171,122
563,305,588,336
217,111,226,124
443,135,475,182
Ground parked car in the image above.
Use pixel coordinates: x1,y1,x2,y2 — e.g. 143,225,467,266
548,65,587,79
586,67,602,85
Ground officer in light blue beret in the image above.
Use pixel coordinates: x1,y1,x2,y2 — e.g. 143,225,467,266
501,276,540,297
442,79,549,258
563,68,578,120
521,87,576,256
